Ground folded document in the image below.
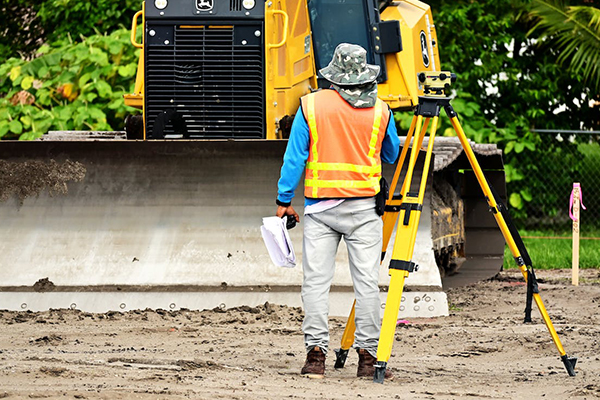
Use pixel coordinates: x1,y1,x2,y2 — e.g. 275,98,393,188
261,216,296,268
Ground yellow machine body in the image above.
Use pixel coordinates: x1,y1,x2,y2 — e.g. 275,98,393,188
379,0,440,109
123,0,440,139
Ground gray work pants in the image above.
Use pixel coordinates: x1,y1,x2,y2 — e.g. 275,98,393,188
302,198,382,357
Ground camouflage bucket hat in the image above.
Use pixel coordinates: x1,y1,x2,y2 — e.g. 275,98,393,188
319,43,380,86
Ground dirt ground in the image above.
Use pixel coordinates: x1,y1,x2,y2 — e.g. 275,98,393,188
0,269,599,400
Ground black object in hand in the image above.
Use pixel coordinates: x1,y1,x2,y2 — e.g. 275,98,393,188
286,215,297,230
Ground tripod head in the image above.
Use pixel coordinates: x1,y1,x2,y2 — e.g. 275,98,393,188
417,71,457,96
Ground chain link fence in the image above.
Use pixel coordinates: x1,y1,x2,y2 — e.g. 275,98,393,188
509,130,600,236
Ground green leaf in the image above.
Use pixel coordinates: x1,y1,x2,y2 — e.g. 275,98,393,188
89,48,109,66
509,192,523,209
108,97,124,110
504,141,515,154
504,163,525,183
117,63,137,78
90,69,102,80
95,80,113,98
38,66,50,78
9,120,23,134
38,44,51,54
62,50,75,61
79,72,92,87
88,107,106,121
462,106,475,117
108,41,124,55
42,52,63,67
36,90,51,106
58,107,73,121
520,188,533,202
20,115,33,128
35,118,53,134
0,121,9,138
11,75,23,87
514,142,525,153
19,132,35,141
524,142,535,151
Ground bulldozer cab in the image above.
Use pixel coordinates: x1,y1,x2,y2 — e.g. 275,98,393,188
307,0,395,86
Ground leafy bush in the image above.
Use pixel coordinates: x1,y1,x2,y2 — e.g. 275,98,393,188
0,1,43,61
419,0,599,224
0,29,140,140
37,0,142,45
0,0,142,61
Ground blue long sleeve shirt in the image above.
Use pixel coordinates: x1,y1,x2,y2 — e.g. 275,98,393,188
277,104,400,207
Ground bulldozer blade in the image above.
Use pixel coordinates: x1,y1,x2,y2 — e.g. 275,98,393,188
0,136,505,313
0,140,309,312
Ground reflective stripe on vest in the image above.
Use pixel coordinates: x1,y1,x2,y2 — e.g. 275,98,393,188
306,94,320,198
304,92,386,198
305,177,381,189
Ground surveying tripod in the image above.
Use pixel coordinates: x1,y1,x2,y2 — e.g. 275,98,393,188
333,72,578,383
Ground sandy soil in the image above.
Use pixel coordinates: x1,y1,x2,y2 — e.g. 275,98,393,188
0,269,599,400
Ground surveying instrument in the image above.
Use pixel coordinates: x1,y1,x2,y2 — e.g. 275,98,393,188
333,71,578,383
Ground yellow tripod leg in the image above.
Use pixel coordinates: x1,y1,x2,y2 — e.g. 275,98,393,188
387,115,419,197
374,117,439,383
334,114,422,369
449,115,577,376
382,115,426,257
334,300,356,368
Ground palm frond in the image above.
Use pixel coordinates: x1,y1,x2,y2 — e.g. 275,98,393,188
570,6,600,31
528,0,600,92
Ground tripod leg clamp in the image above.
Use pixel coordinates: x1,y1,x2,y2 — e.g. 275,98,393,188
399,202,423,226
389,259,418,272
373,361,387,384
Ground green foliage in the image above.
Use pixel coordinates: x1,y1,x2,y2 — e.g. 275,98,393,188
0,0,141,62
0,29,140,140
37,0,142,44
0,1,43,61
410,0,600,224
528,0,600,92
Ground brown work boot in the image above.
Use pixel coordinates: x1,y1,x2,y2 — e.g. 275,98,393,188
300,346,326,378
357,349,393,380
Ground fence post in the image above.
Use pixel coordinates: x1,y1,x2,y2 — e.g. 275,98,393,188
570,183,581,286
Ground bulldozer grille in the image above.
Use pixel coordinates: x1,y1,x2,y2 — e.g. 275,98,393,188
230,0,243,11
145,24,264,138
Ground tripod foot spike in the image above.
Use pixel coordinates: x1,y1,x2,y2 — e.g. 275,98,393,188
561,354,577,376
334,348,349,369
373,361,387,384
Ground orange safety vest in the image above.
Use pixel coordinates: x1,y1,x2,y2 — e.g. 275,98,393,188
300,90,390,199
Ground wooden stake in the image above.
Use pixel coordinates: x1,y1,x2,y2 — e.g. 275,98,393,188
572,183,580,286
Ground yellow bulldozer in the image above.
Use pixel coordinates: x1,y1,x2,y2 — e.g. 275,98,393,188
0,0,505,315
122,0,438,139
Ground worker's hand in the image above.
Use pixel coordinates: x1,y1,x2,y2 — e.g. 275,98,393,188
276,205,300,224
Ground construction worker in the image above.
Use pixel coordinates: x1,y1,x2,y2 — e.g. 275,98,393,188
275,43,400,379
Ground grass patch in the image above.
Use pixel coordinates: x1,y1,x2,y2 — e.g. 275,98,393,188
503,229,600,269
448,303,463,312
